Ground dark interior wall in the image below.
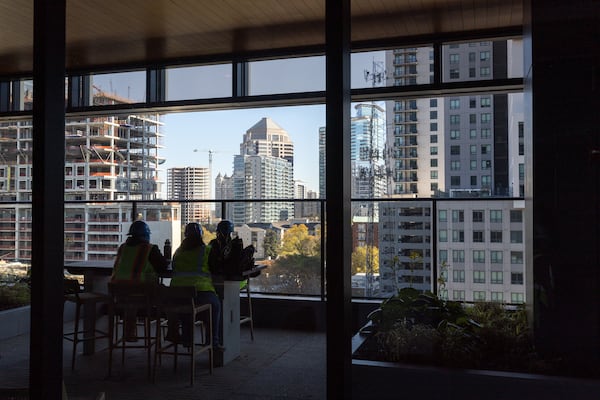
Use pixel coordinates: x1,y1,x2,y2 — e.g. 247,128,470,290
528,0,600,373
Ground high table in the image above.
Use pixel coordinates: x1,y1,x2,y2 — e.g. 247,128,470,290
212,264,266,367
64,260,266,365
64,260,114,354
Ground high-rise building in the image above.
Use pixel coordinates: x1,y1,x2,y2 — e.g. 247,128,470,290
377,40,526,299
294,180,320,220
0,86,180,262
214,172,234,221
231,118,295,224
167,166,211,225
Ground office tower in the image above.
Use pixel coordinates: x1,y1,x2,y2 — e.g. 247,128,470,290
231,118,295,224
167,166,211,225
294,180,320,220
318,126,326,199
214,172,234,221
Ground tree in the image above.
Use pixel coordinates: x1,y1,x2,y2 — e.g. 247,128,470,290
279,224,319,257
263,229,280,259
351,246,379,275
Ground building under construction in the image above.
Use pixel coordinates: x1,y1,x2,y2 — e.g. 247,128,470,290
0,85,180,262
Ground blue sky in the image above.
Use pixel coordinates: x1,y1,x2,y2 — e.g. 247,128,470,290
161,105,326,194
91,51,386,197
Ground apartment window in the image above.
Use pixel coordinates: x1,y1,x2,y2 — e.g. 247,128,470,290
431,182,438,191
491,251,503,263
450,145,460,155
469,98,476,108
473,291,486,301
481,113,492,123
473,210,484,222
481,128,491,138
450,115,460,124
469,114,477,124
511,293,524,303
450,99,460,109
430,170,438,179
480,51,491,61
450,160,461,170
481,160,491,169
519,164,525,180
470,175,477,185
430,159,438,167
482,175,491,187
439,250,448,263
481,97,491,107
473,250,485,263
452,210,464,222
430,123,438,131
430,146,438,155
469,67,476,78
450,176,460,186
470,145,477,155
510,210,523,222
473,231,484,242
449,53,459,63
491,271,503,284
510,231,523,243
470,129,477,139
450,130,460,139
490,210,502,223
450,69,460,79
430,134,438,143
480,67,491,77
439,210,447,222
511,251,524,264
511,272,524,285
490,231,503,243
430,111,438,119
453,270,465,283
468,52,476,62
452,250,465,262
452,230,464,243
430,99,437,107
439,229,447,242
453,290,465,301
491,292,503,302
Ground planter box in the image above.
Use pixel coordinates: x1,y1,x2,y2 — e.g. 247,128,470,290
351,330,600,400
0,305,30,340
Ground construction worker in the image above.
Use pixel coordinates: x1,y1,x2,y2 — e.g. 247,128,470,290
111,220,170,340
170,222,223,350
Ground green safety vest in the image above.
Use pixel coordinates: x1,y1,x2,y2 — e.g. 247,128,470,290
112,242,157,283
171,244,215,293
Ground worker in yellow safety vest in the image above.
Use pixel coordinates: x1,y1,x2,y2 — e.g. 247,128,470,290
170,222,223,351
111,220,170,340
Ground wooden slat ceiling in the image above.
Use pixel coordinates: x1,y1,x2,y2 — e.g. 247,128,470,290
0,0,522,77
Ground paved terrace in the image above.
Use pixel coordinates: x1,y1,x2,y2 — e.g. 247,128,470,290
0,324,326,399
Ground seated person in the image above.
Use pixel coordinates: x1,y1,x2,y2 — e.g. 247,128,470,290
170,222,223,351
111,220,170,340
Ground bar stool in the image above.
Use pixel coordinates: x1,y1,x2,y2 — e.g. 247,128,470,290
107,281,157,379
63,278,110,370
239,279,254,340
153,285,213,386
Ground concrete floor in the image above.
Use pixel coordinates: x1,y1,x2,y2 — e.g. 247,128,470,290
0,324,326,400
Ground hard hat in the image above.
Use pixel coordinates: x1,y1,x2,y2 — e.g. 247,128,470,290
128,220,151,241
216,220,234,237
184,222,204,238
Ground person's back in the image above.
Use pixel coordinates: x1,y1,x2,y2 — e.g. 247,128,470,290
112,220,169,284
169,222,223,350
171,234,214,293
